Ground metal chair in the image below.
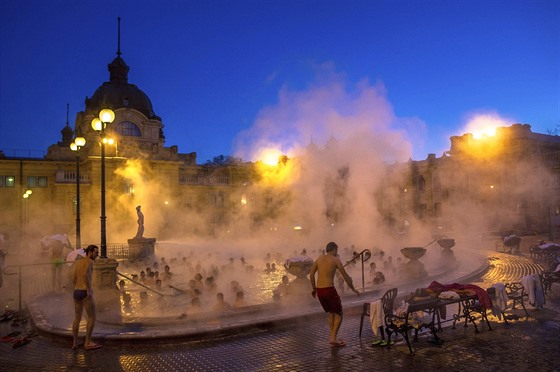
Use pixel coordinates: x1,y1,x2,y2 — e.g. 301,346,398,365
358,287,398,337
504,282,530,319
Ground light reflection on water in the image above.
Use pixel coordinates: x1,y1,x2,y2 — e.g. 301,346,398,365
118,263,287,318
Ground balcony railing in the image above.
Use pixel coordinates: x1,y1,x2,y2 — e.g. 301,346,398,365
55,170,91,184
179,175,229,185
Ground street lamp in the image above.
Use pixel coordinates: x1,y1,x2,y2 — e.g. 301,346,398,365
22,189,32,234
91,108,115,258
70,135,86,250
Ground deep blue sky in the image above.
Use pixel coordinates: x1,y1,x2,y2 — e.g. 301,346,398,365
1,0,558,163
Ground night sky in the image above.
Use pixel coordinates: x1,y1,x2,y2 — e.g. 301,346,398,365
1,0,558,163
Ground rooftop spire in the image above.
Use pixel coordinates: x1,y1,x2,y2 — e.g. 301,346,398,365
108,16,129,83
65,103,70,127
60,103,73,146
117,17,121,57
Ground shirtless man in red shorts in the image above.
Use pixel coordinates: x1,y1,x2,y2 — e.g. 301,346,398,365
310,241,359,347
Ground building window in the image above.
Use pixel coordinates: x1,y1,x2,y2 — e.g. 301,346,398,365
38,176,48,188
418,176,426,193
124,183,135,195
434,202,442,217
0,176,3,187
5,176,15,187
115,121,141,137
209,193,225,207
27,176,37,188
433,176,441,192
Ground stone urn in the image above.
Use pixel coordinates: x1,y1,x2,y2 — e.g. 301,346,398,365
503,235,522,255
400,247,427,279
284,257,314,295
437,238,455,249
437,238,456,263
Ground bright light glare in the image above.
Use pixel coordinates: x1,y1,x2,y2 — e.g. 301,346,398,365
91,118,103,131
258,148,283,166
464,114,507,139
99,109,115,123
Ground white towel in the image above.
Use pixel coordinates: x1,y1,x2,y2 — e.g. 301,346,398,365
491,283,508,320
531,274,545,308
520,275,535,305
369,300,384,336
520,274,545,308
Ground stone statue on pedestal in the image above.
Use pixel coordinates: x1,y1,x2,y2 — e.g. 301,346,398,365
135,205,144,239
128,205,155,259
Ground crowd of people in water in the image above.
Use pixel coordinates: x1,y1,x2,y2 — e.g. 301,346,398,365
114,245,400,319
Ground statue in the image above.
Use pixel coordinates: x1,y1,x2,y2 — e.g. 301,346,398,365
135,205,144,239
128,205,155,259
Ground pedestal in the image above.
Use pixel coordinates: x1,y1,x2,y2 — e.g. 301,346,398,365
402,259,428,279
400,247,428,280
127,237,156,260
440,248,456,264
92,258,122,322
284,258,313,296
93,257,118,289
288,277,312,296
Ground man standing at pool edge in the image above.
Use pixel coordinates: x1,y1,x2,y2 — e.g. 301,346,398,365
72,244,102,350
310,241,359,347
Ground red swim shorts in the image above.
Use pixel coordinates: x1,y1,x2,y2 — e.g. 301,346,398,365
316,287,342,315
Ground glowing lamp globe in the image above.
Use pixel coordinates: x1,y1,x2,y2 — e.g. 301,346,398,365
91,118,104,131
99,109,115,123
75,136,86,147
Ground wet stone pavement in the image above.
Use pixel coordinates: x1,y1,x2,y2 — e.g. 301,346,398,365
1,251,560,371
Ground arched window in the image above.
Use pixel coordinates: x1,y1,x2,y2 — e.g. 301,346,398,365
115,121,141,137
418,176,426,193
433,176,441,192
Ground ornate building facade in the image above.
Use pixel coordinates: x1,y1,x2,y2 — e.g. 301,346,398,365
1,50,559,246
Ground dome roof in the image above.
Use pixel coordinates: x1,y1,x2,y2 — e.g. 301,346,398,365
85,56,159,120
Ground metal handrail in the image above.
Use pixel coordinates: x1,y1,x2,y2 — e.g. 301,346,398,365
4,261,74,312
117,272,164,296
344,249,371,292
4,256,174,313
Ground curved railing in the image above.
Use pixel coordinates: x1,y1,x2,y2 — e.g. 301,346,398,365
344,249,371,292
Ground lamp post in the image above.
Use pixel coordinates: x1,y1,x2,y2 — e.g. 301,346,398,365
70,135,86,250
91,109,115,258
22,189,32,234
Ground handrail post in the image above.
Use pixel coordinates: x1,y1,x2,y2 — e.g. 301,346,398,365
18,265,22,312
361,255,365,292
344,249,371,293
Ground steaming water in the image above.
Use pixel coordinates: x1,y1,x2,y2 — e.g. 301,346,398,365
117,241,301,318
115,238,474,320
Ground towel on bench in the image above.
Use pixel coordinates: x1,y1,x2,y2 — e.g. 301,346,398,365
489,283,508,320
369,300,384,336
520,274,544,308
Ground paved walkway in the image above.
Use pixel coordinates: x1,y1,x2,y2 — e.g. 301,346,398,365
1,248,560,371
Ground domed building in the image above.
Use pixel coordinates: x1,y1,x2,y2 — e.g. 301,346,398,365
0,47,251,247
46,50,187,163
